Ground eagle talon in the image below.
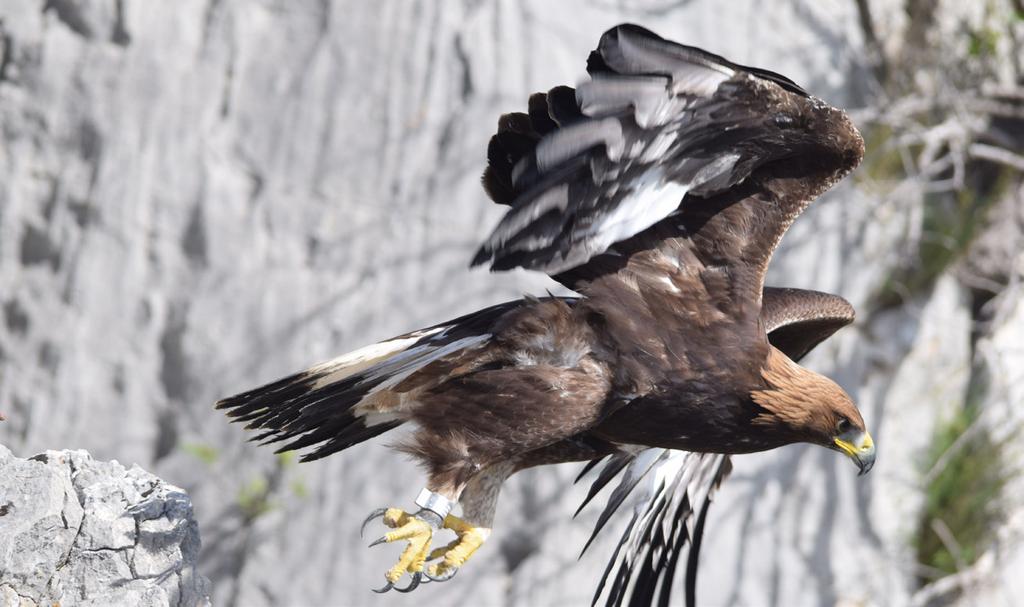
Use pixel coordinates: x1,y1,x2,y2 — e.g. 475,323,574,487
371,581,394,594
360,507,389,538
424,567,458,582
423,514,490,582
372,572,423,593
363,507,436,592
394,572,423,593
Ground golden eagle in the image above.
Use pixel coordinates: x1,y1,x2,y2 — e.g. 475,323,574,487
217,24,873,605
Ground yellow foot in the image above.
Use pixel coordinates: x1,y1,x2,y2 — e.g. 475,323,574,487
425,514,491,581
363,507,436,593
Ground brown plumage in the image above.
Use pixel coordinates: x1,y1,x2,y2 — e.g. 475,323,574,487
750,347,863,436
216,24,874,606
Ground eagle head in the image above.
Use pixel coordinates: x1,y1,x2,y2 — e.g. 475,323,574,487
750,346,875,475
763,88,866,187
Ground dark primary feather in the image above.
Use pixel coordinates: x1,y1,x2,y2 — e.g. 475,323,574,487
576,452,636,517
581,449,673,557
584,451,728,607
474,23,823,277
576,455,611,484
683,457,732,607
475,22,863,323
580,287,855,607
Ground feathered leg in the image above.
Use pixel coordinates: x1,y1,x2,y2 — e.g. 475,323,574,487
365,340,612,591
425,462,514,581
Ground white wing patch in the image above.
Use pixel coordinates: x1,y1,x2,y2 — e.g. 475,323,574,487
670,66,733,97
639,131,678,163
343,328,492,422
536,118,624,171
370,334,491,391
589,167,689,251
303,323,494,426
310,327,445,389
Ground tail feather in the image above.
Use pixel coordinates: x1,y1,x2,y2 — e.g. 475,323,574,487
217,301,524,461
216,333,435,460
297,420,404,463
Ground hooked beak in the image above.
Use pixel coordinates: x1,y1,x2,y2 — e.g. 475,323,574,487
833,430,875,476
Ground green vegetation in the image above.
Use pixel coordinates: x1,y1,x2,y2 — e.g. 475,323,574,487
276,450,297,467
967,27,999,58
236,476,274,521
857,125,906,184
181,442,219,466
914,395,1015,584
277,450,310,499
233,452,309,518
872,168,1013,310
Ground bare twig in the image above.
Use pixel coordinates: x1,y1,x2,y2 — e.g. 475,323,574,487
930,518,968,573
910,551,994,607
922,410,989,486
969,143,1024,172
966,98,1024,120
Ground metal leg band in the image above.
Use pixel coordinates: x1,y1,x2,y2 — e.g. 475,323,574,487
414,488,454,521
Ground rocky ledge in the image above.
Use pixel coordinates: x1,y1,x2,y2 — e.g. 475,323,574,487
0,446,210,607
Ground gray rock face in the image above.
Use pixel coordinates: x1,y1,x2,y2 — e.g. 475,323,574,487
0,446,210,607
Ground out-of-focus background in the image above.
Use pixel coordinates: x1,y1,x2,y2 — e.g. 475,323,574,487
0,0,1021,605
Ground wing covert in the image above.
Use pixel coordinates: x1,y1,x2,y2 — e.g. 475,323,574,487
761,287,856,362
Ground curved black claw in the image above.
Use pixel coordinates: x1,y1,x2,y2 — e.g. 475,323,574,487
361,508,389,538
424,567,458,583
394,573,422,593
372,573,423,594
368,536,388,548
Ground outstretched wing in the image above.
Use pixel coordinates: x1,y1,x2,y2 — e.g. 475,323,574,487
577,449,730,607
760,287,856,361
579,288,855,607
474,24,862,305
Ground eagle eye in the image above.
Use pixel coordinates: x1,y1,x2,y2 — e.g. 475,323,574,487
836,417,852,434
